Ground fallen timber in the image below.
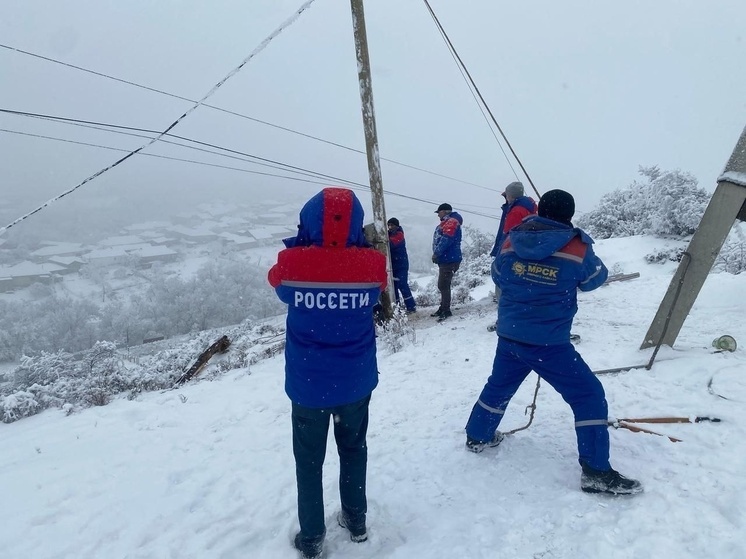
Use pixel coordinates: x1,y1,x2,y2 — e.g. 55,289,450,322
174,335,232,387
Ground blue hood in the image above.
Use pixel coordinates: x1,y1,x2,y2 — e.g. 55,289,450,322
283,187,368,248
508,216,593,260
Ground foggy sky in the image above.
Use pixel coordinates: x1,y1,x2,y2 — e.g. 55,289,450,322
1,0,745,237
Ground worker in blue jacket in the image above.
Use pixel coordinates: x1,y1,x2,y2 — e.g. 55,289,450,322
489,181,537,258
387,217,416,313
268,187,387,559
464,189,642,496
431,203,463,320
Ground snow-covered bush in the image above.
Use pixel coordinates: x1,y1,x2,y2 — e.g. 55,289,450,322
11,350,73,388
78,341,137,406
645,248,685,265
714,225,746,274
1,390,40,423
0,342,165,421
0,320,287,423
715,241,746,273
376,306,416,354
577,166,710,239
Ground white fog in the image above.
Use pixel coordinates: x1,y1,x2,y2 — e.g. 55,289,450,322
1,2,746,557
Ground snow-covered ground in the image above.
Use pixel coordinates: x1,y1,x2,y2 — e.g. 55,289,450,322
1,235,745,559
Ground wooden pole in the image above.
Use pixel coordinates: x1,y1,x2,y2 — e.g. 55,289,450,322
349,0,394,318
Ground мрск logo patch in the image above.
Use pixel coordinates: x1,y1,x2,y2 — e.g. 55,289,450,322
514,262,560,285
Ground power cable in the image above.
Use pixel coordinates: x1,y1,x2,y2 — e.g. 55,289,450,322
0,108,388,194
0,128,332,187
0,108,346,182
0,0,318,235
421,0,540,198
0,127,501,221
1,108,502,219
0,44,497,194
419,0,563,432
425,7,520,183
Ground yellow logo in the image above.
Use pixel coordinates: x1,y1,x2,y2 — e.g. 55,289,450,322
511,261,560,284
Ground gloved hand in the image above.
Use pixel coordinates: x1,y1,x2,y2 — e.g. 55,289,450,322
431,254,438,263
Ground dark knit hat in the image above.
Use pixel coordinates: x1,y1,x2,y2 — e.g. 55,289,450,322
538,189,575,225
387,217,400,227
435,203,452,213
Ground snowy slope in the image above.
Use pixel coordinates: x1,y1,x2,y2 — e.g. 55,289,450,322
1,235,745,559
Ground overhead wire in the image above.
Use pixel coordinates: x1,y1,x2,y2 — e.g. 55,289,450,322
0,0,318,235
0,108,501,220
0,43,497,194
420,0,545,429
0,108,352,182
0,125,500,221
421,0,540,198
0,2,512,224
0,128,333,187
425,6,520,183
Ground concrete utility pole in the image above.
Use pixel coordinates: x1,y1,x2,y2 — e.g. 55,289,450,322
641,125,746,349
349,0,395,319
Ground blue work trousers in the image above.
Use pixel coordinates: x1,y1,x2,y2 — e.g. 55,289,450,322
292,395,370,543
465,337,611,470
392,267,416,311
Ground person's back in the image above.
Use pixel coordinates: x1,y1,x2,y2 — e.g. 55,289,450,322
431,203,463,320
269,188,386,407
490,181,537,257
495,215,607,345
268,187,387,559
467,189,641,497
387,221,409,273
387,217,416,313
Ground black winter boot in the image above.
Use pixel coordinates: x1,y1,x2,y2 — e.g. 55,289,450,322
437,310,453,321
580,464,643,495
465,432,504,453
293,532,324,559
337,511,367,542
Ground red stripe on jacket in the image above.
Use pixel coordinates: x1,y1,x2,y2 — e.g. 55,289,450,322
500,236,587,263
556,237,587,262
321,188,353,248
268,246,387,289
389,230,405,246
440,216,460,236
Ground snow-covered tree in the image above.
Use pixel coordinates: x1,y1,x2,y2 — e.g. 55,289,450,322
577,166,710,238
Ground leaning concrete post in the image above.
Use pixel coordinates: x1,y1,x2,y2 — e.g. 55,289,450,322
641,125,746,349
